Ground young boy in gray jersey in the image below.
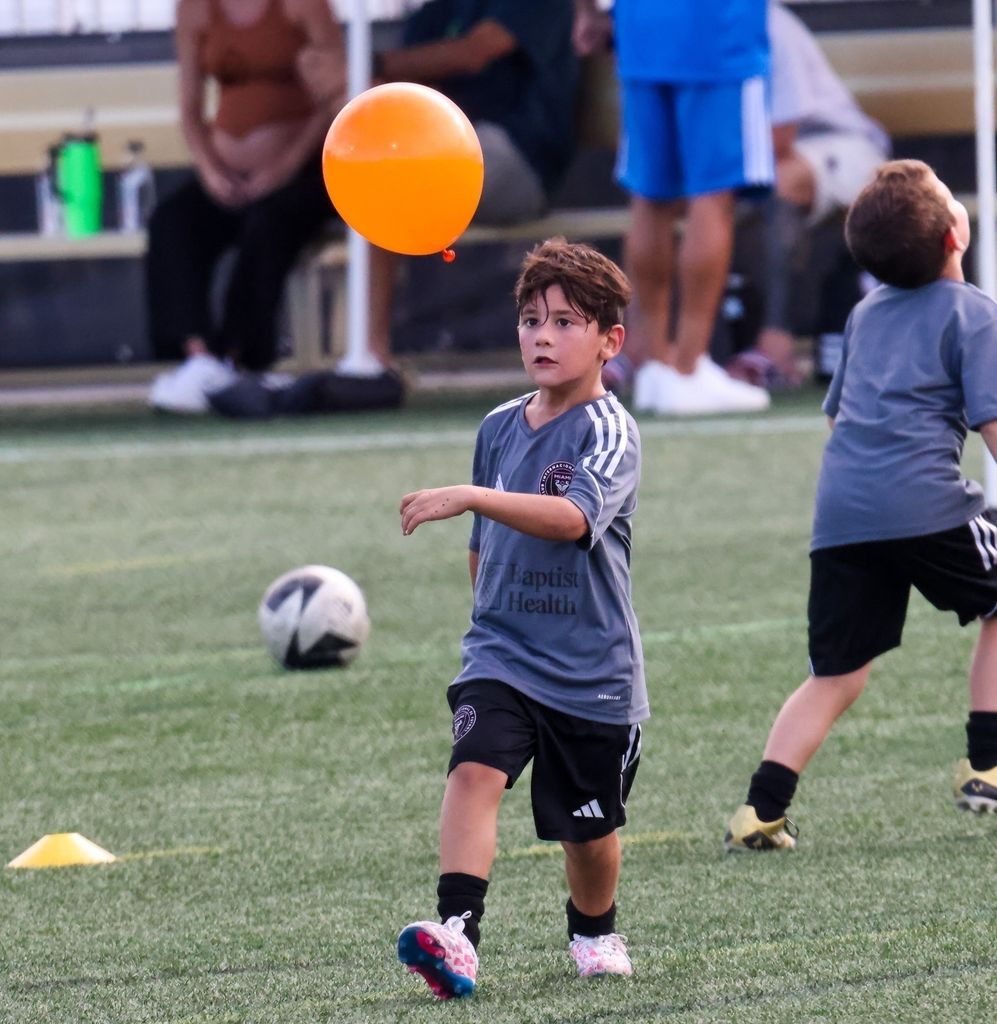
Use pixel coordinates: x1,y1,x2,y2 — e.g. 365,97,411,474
724,159,997,851
395,239,648,997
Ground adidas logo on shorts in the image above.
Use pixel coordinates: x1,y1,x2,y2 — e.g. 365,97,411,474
572,799,604,819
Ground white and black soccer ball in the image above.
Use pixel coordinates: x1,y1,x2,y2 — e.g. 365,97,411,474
258,565,370,669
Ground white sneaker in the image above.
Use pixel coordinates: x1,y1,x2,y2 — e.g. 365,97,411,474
397,914,478,999
148,354,238,414
631,360,672,412
692,356,771,413
569,932,633,977
651,363,729,416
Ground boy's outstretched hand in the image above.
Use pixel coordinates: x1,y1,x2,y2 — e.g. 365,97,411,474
400,486,474,535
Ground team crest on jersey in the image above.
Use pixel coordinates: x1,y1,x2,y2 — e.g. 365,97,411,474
540,461,574,496
452,704,476,743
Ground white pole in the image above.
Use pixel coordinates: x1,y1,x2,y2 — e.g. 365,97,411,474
973,0,997,503
336,0,381,376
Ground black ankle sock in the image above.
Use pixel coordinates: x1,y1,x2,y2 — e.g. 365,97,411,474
746,760,799,822
566,898,616,940
437,872,488,948
966,711,997,771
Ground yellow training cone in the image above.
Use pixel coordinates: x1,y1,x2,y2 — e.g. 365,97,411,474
7,833,117,869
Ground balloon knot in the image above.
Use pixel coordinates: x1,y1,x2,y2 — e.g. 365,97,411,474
442,248,456,263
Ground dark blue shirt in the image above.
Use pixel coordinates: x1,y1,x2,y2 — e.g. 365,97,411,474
402,0,577,192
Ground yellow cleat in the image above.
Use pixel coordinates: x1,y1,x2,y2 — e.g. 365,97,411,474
953,758,997,813
723,804,798,852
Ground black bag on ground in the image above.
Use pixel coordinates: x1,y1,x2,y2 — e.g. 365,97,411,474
276,370,405,415
208,370,405,419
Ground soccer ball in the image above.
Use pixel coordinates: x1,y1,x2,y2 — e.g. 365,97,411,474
258,565,370,669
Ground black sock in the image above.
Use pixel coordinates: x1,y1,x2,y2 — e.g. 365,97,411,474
966,711,997,771
746,760,799,822
566,898,616,940
437,872,488,949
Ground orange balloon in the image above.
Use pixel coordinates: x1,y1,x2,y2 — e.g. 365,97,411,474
322,83,484,256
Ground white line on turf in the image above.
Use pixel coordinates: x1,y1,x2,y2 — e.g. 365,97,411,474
642,618,805,643
119,845,223,862
40,552,217,577
0,414,825,465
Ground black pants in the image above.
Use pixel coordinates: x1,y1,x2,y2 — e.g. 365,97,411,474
145,154,334,371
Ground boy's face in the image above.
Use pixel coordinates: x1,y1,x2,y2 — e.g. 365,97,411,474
932,173,971,252
518,285,622,394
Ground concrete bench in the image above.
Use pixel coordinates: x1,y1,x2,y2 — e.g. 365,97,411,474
0,207,628,374
0,230,145,261
0,17,989,377
0,226,336,374
6,189,990,375
285,205,631,370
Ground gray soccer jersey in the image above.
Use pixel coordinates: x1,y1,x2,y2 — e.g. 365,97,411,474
813,280,997,550
453,391,648,725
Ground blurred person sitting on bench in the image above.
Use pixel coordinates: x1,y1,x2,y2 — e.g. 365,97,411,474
298,0,578,370
726,1,890,390
147,0,346,414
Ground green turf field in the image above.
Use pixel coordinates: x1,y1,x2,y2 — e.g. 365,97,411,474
3,389,997,1022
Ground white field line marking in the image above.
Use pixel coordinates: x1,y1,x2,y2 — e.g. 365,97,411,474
118,845,223,862
642,604,956,646
0,646,261,673
40,552,217,578
642,618,805,643
0,414,826,465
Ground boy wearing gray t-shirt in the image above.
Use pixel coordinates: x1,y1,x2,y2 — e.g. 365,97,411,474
395,240,648,997
724,160,997,851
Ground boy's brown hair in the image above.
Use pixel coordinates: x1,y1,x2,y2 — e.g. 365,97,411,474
515,237,632,332
844,159,955,289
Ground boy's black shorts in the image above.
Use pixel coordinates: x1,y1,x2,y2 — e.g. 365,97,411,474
447,679,642,843
809,513,997,676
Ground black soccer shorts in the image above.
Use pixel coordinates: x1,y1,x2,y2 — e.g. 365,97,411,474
446,679,642,843
808,512,997,677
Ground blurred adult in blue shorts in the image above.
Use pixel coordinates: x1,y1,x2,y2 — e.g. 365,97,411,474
575,0,774,415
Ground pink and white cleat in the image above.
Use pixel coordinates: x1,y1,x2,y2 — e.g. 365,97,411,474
569,932,633,978
397,914,478,999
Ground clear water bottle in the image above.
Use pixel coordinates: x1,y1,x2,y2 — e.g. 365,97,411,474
117,140,155,231
36,145,63,236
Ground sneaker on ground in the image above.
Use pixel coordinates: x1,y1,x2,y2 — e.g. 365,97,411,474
397,914,478,999
724,803,798,852
654,363,724,416
638,361,726,416
954,758,997,813
634,357,771,416
631,359,672,413
692,356,771,412
569,932,633,978
148,353,238,414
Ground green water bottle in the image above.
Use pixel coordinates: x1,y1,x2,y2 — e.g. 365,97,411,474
54,132,103,238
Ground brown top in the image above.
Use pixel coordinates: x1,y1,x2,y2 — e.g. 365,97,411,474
200,0,314,138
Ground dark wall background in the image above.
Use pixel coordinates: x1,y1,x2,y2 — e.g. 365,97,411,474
0,1,985,369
